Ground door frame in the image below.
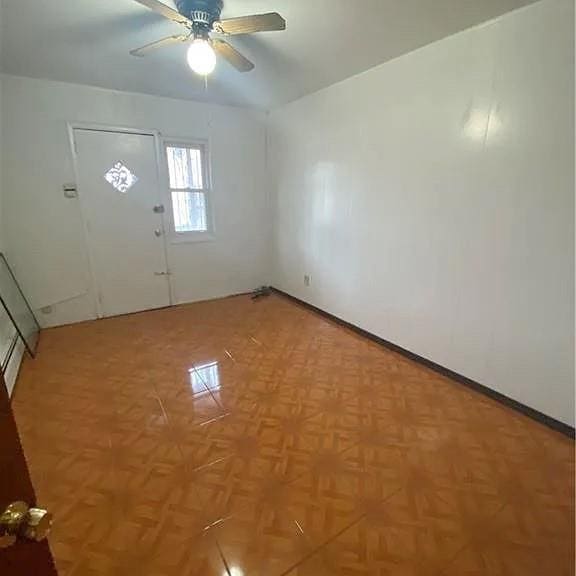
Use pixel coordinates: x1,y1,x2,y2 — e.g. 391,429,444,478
67,122,175,318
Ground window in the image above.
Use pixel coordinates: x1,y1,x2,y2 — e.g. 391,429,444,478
165,142,212,236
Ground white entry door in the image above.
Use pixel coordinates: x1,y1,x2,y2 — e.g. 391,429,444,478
74,129,171,318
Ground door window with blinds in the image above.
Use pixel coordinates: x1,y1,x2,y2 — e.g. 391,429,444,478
165,142,213,238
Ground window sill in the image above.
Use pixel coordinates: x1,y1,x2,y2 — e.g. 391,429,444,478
170,233,216,245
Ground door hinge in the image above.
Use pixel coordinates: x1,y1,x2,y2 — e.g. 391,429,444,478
63,184,78,198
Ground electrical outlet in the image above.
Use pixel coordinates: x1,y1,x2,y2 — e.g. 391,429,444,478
304,275,311,287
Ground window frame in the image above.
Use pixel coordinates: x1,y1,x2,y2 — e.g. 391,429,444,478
162,138,215,243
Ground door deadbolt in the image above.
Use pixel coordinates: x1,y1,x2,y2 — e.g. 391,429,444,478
0,501,53,549
153,205,165,214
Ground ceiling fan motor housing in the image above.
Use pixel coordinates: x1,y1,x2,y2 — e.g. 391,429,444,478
176,0,223,34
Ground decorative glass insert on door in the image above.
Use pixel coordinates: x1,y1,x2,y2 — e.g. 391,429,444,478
104,162,138,193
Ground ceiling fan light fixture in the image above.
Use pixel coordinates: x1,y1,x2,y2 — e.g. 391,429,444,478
187,38,216,76
130,1,285,73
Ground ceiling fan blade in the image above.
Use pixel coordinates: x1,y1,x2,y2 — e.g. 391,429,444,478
214,12,286,35
130,34,188,57
212,39,255,72
132,0,191,27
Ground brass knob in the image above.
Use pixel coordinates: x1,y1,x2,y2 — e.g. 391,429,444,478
0,502,53,549
23,507,53,542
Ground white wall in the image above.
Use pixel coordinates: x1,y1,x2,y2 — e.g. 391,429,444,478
269,0,575,426
0,6,25,396
0,75,269,327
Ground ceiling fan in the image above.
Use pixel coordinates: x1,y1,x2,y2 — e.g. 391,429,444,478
130,0,286,75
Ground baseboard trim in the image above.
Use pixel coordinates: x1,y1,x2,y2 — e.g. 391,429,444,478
42,290,255,330
271,287,575,439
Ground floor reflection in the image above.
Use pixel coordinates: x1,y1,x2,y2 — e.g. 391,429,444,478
193,361,220,391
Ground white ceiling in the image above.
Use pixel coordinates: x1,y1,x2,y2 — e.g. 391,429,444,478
1,0,538,109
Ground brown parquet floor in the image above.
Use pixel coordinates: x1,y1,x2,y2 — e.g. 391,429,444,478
12,294,575,575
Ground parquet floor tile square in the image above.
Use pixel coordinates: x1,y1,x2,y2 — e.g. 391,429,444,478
309,485,502,576
10,294,574,576
209,502,313,576
282,553,336,576
440,500,575,576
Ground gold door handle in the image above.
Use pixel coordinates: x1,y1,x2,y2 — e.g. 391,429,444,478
0,501,53,549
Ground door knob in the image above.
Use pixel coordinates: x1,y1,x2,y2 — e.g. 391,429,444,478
0,501,53,549
153,204,165,214
154,229,163,237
